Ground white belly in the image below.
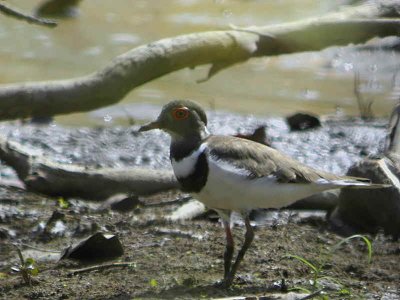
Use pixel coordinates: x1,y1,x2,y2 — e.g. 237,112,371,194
195,156,335,212
171,142,339,213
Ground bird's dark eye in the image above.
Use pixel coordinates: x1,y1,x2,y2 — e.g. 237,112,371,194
172,107,189,120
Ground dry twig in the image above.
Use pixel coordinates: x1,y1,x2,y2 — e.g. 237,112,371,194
0,2,57,27
353,71,374,120
68,262,136,275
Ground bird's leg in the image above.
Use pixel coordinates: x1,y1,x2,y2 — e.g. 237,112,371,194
223,220,234,280
225,216,254,286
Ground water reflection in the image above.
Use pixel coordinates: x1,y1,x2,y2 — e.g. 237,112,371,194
109,33,140,45
0,0,398,125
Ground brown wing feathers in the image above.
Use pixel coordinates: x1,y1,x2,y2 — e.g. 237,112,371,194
206,135,348,184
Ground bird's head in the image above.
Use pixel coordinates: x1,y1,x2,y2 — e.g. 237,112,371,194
139,100,208,139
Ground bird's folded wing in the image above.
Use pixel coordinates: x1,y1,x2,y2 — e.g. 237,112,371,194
206,135,347,184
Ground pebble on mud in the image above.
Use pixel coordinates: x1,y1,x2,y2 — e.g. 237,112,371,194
98,194,141,213
286,112,321,131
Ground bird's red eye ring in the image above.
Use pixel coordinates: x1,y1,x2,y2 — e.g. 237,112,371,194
172,107,189,120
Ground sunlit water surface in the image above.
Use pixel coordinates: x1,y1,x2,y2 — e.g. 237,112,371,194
0,0,399,126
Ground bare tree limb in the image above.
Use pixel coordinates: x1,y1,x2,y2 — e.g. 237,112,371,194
0,1,399,120
0,136,178,199
0,2,57,27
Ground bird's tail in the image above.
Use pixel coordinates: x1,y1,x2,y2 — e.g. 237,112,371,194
318,176,391,189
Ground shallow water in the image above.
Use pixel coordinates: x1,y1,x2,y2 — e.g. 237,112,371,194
0,0,399,125
0,113,387,177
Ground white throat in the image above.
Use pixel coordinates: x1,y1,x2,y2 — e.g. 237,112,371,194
171,143,208,179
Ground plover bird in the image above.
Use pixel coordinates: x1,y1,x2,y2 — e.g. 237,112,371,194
140,99,386,287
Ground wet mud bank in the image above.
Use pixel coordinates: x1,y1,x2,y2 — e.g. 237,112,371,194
1,111,399,299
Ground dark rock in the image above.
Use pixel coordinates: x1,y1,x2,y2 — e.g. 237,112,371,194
30,116,54,125
0,228,8,239
99,194,141,212
286,112,321,131
60,232,124,261
0,227,16,239
110,195,140,211
35,0,82,18
329,156,400,240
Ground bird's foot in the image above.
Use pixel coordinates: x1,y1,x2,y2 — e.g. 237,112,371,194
214,276,234,289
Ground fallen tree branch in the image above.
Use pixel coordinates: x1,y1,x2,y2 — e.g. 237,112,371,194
0,136,179,199
0,1,399,120
0,2,57,27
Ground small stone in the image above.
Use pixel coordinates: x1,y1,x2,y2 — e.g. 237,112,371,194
99,194,141,212
60,232,124,261
286,113,321,131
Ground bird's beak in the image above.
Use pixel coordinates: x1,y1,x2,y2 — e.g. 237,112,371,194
139,121,162,132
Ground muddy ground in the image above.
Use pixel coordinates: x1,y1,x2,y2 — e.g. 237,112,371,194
0,111,399,299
